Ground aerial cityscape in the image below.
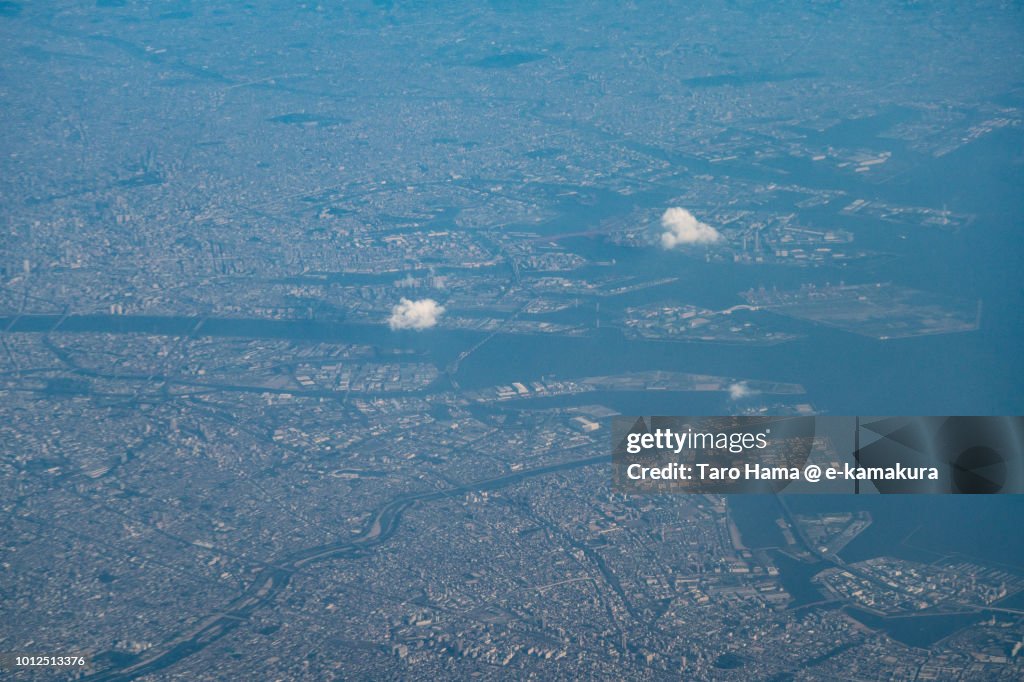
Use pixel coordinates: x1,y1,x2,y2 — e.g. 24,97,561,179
1,1,1023,679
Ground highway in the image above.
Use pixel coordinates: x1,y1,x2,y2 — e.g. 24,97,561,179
83,453,609,681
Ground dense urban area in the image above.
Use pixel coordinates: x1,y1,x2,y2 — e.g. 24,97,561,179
2,1,1023,679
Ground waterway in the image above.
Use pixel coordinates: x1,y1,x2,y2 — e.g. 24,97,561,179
731,494,1024,647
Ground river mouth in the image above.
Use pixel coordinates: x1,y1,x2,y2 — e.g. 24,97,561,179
3,308,1017,417
730,494,1024,649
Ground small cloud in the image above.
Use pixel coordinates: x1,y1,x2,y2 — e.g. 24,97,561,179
728,382,758,401
388,298,445,331
660,207,721,248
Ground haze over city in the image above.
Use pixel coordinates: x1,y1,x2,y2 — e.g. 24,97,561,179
1,1,1023,679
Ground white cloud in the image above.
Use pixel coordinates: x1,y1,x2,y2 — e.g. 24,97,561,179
659,207,721,248
728,382,758,401
388,298,445,330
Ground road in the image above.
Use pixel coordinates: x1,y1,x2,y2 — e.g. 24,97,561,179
84,453,609,681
